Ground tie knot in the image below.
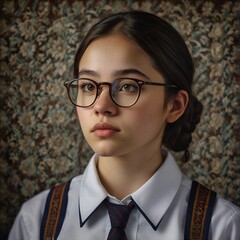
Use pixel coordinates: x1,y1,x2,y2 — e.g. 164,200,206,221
106,201,135,229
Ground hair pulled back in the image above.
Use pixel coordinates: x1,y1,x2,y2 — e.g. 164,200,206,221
74,11,203,162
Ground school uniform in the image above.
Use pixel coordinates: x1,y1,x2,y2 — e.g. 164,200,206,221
8,152,240,240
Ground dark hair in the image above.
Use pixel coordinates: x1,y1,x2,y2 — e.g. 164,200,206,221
74,11,203,162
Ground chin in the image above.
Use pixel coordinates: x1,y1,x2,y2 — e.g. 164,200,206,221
94,149,115,157
89,141,116,155
89,140,130,157
93,146,124,157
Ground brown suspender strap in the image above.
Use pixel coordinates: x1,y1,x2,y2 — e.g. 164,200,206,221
184,180,217,240
40,179,72,240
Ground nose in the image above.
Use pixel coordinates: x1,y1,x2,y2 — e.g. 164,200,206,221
94,86,118,116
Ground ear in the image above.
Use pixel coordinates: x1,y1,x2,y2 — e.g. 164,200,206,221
166,90,189,123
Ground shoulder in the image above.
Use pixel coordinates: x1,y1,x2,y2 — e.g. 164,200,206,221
8,188,50,240
22,175,82,211
181,176,240,239
214,195,240,222
17,188,50,225
211,195,240,239
180,176,240,239
9,175,83,239
22,175,83,212
181,176,240,221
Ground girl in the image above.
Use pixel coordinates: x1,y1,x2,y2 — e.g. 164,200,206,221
9,11,239,240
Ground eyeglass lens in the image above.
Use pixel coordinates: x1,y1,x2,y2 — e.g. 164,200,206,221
68,79,140,107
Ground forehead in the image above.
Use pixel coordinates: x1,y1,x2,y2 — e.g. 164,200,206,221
79,34,155,73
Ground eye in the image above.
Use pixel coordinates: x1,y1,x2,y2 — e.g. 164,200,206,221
118,80,139,93
79,81,96,93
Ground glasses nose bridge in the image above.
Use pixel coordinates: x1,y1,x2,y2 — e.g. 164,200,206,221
97,82,113,96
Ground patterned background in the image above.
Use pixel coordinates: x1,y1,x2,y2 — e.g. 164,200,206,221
0,0,239,238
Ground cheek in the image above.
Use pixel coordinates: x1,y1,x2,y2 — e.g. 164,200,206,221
124,102,167,135
76,108,89,131
76,108,82,123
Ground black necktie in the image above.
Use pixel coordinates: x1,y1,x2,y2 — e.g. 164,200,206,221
105,201,135,240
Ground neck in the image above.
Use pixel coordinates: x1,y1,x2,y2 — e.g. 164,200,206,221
96,148,165,200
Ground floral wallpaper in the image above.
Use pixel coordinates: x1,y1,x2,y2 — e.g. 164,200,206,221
0,0,239,238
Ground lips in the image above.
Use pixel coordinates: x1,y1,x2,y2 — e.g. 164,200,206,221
91,122,120,137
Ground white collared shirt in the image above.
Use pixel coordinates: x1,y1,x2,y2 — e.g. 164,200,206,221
9,152,240,240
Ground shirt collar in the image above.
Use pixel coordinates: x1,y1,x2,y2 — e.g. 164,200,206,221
78,152,182,229
79,155,108,227
131,152,182,230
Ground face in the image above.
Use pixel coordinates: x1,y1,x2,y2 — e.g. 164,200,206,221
76,34,173,158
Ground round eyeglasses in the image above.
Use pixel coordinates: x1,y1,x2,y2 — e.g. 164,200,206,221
64,78,178,108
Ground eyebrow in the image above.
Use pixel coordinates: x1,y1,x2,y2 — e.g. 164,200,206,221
78,69,100,78
113,69,150,79
78,68,150,80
